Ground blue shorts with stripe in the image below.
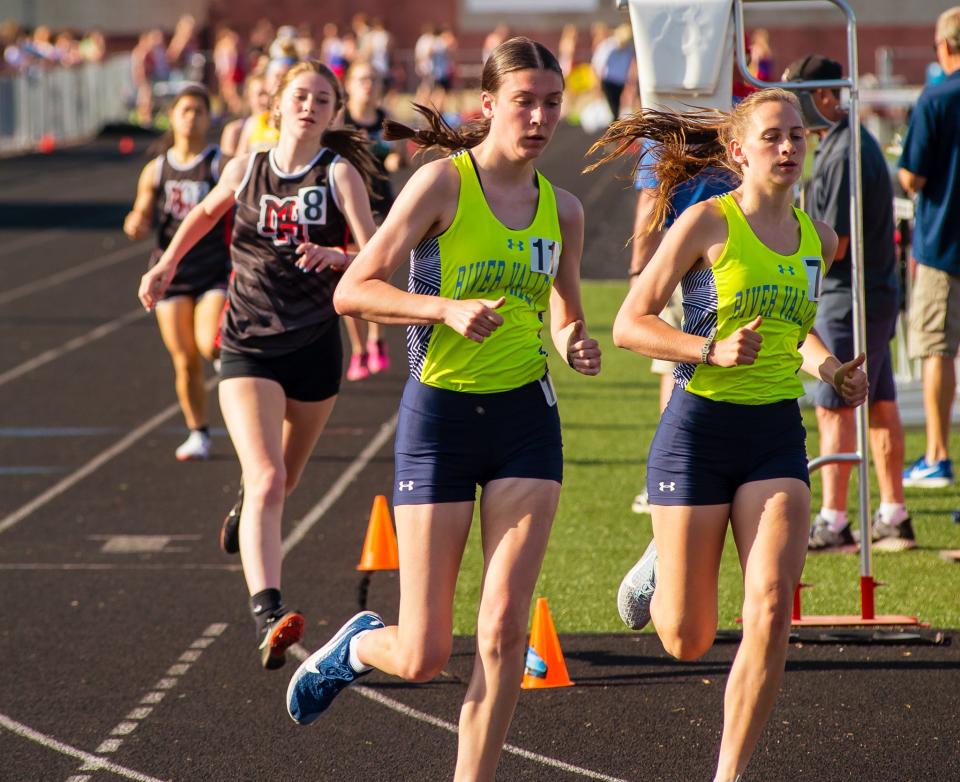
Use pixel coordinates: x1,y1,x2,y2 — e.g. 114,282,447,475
393,375,563,506
647,388,809,506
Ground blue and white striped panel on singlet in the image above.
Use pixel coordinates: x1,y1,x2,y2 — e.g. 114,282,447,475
406,236,442,379
674,267,718,388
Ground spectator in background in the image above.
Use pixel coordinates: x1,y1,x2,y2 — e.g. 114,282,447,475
367,18,392,89
748,28,774,82
78,28,106,63
898,6,960,489
214,27,245,116
131,29,169,125
592,23,635,119
294,24,317,60
557,24,578,77
482,24,509,64
414,24,436,104
247,17,275,63
784,55,913,551
167,14,199,81
320,23,346,79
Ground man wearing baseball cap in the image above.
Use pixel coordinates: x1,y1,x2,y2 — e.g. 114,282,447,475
783,55,913,552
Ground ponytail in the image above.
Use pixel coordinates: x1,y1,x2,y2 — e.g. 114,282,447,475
321,127,386,198
382,103,489,155
584,88,801,231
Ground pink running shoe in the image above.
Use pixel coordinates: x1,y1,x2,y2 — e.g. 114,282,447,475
366,340,390,374
346,353,369,381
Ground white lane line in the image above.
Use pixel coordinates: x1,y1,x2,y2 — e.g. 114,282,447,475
0,241,149,305
0,308,147,388
281,414,398,556
68,622,227,779
287,645,629,782
0,229,67,259
0,376,218,536
0,712,168,782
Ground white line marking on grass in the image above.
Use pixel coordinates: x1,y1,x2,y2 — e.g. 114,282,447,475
0,230,66,259
0,712,168,782
0,242,149,305
287,645,629,782
0,308,147,388
0,377,217,536
281,414,398,556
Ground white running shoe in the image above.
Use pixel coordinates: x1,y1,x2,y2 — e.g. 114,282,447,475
617,539,658,630
631,489,651,514
175,430,211,461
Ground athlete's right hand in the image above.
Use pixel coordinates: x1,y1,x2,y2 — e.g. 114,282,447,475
138,261,176,311
123,210,150,241
442,296,506,343
709,316,763,367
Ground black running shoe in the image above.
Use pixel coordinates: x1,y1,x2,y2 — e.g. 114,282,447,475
259,610,305,670
220,485,243,554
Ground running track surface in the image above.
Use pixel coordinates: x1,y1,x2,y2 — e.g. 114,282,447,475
1,130,958,782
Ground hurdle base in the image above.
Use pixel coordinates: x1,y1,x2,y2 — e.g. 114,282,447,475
791,613,924,628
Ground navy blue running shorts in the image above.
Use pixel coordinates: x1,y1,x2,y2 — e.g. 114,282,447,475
646,388,809,506
218,319,342,402
393,375,563,506
813,303,897,409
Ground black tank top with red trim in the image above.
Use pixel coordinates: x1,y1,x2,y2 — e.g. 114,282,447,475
151,145,231,296
223,147,348,356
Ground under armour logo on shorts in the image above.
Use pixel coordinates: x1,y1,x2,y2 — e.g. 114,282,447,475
659,481,676,492
398,480,415,492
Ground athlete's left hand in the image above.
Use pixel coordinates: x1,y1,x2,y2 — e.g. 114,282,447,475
295,243,348,274
833,352,868,407
566,320,601,376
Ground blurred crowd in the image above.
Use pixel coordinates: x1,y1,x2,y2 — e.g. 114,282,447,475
1,20,106,73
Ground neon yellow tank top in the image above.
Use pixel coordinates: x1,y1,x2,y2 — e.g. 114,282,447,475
247,112,280,151
407,150,562,393
679,192,824,404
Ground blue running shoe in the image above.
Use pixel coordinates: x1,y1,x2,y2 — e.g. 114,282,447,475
286,610,384,725
617,539,657,630
902,456,954,488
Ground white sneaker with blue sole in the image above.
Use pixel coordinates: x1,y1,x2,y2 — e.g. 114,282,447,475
286,610,385,725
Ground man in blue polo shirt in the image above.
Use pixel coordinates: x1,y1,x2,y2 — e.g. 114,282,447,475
898,6,960,489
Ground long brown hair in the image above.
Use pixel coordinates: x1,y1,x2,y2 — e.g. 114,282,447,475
584,88,802,230
273,59,383,194
383,36,564,154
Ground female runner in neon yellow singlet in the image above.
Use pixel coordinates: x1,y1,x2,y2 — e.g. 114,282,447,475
589,89,868,782
286,38,601,782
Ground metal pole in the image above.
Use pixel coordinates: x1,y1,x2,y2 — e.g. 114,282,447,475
842,3,875,617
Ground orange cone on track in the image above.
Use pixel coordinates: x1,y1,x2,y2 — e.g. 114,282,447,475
356,495,399,571
521,597,573,689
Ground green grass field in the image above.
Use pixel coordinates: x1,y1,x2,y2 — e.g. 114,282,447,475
452,280,960,634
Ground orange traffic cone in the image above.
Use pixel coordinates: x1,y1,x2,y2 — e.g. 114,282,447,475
356,495,399,571
521,597,573,689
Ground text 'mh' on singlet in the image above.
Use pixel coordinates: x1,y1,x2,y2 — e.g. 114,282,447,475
676,192,824,405
225,147,348,357
150,145,230,291
407,150,563,393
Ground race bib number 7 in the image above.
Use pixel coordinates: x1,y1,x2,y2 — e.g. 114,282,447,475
803,256,823,302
